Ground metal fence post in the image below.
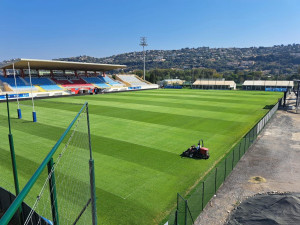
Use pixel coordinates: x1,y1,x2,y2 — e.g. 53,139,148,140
6,94,20,197
89,159,97,225
238,142,241,159
47,158,59,225
86,103,97,225
6,94,24,225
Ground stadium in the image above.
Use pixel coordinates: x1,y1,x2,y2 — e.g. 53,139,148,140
0,59,290,225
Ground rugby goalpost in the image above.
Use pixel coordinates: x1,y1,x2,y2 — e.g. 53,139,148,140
12,62,37,122
0,102,97,225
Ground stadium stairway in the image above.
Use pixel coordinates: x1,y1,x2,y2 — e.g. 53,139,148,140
115,75,131,86
35,85,46,92
135,75,152,85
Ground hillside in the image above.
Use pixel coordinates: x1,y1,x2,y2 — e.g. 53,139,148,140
55,44,300,75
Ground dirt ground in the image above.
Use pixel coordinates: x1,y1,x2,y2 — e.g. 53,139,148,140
195,94,300,225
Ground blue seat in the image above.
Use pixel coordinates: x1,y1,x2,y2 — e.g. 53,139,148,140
24,77,53,85
40,85,63,91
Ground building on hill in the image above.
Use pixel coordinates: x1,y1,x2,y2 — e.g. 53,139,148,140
193,79,236,90
242,80,294,92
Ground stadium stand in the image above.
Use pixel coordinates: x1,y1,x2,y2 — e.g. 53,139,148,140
24,77,54,85
117,75,149,86
51,77,93,89
51,77,72,85
82,77,110,88
23,77,63,91
101,76,125,87
68,78,88,84
39,85,63,91
0,76,38,92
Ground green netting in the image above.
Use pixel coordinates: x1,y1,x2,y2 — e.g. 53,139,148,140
185,205,194,225
176,194,187,225
225,153,232,179
216,160,226,190
203,171,215,207
240,137,246,156
233,145,240,167
187,182,204,220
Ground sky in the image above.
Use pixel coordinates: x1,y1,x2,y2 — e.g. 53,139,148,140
0,0,300,61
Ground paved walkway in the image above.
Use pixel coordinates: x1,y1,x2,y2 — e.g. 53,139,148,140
195,104,300,225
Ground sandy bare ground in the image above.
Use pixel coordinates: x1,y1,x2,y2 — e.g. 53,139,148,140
195,96,300,225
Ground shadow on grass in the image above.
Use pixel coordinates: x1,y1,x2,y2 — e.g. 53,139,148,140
263,104,275,110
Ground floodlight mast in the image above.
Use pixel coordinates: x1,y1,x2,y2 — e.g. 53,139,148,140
140,37,148,81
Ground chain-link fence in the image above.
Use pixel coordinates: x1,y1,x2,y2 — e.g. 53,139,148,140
168,101,280,225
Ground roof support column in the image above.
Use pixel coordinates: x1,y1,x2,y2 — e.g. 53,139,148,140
37,69,40,77
50,70,54,77
3,69,7,77
20,69,25,78
85,71,88,77
75,70,78,77
94,71,97,76
102,71,106,77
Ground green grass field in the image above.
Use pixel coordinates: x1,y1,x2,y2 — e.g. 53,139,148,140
0,89,282,224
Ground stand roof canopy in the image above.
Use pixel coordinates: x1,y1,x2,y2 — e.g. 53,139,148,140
1,58,126,72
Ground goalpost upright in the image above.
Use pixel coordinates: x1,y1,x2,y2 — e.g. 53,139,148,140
27,62,37,122
12,63,22,119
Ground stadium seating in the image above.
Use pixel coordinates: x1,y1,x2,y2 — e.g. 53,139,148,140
0,76,38,92
68,78,87,84
51,77,93,89
51,77,72,85
100,76,125,87
24,77,54,85
23,77,63,91
117,75,149,86
39,85,63,91
82,77,110,88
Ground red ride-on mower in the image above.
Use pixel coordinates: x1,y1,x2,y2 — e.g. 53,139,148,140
181,139,210,159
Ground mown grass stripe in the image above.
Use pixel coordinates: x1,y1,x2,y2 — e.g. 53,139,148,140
34,97,255,122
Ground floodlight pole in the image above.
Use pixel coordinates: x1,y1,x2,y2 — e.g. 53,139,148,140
140,37,148,81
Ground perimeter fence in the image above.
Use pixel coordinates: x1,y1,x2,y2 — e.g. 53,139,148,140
168,101,280,225
0,102,97,225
